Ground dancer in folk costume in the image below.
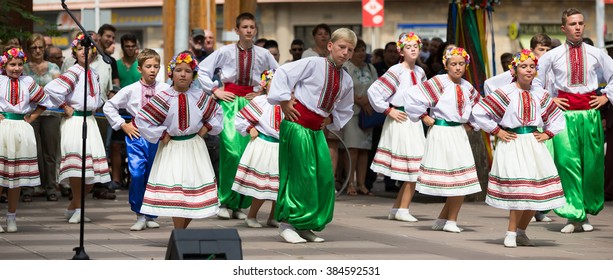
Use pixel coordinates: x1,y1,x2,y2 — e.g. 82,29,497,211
534,8,613,233
136,51,223,229
44,34,111,224
103,49,170,231
0,48,52,232
404,47,481,233
368,32,427,222
472,50,566,247
268,28,355,244
483,34,557,223
232,69,282,228
197,12,279,220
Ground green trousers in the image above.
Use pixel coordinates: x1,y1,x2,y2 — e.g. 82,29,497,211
552,109,604,221
217,97,252,210
274,120,335,231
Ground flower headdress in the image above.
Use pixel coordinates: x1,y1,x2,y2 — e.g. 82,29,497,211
167,52,199,79
259,69,275,89
0,48,27,69
396,32,422,49
509,49,538,74
443,47,470,68
71,33,97,55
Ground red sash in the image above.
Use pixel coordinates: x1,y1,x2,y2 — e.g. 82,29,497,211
293,101,325,131
224,83,254,97
557,91,595,111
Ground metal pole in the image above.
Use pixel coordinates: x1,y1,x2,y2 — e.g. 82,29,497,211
175,0,190,55
596,0,605,49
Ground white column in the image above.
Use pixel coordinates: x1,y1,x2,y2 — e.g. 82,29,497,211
596,0,605,49
275,4,291,63
175,0,190,55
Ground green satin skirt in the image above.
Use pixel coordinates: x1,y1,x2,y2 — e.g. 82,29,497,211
217,97,252,209
552,109,604,221
274,120,335,231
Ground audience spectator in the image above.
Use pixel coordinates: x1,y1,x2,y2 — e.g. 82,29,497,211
500,52,513,72
342,39,376,196
302,23,331,58
45,46,64,68
285,39,304,64
263,39,280,63
21,33,62,202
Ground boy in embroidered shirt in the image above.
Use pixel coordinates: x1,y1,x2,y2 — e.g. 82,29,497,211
267,28,356,243
103,49,170,231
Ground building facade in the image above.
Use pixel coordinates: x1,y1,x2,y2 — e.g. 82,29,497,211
33,0,613,75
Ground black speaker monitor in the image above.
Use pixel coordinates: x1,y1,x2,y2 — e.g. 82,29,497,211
165,228,242,260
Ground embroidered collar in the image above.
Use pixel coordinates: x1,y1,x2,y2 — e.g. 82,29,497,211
566,40,583,48
326,56,342,69
237,41,253,51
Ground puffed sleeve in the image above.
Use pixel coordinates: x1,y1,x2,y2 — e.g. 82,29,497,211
367,68,400,113
103,85,131,130
136,94,170,143
533,51,553,90
23,76,52,108
403,77,442,122
267,58,316,105
328,77,354,131
540,91,566,137
471,94,505,134
44,67,81,107
200,94,223,136
235,96,266,136
597,49,613,103
196,50,222,92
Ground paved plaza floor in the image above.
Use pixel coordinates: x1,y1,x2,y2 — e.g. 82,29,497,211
1,183,612,261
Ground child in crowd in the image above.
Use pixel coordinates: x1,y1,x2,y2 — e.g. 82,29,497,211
472,50,566,247
232,69,282,228
267,28,356,243
368,32,427,222
136,51,223,229
44,34,111,224
0,48,52,232
103,49,170,231
404,47,481,233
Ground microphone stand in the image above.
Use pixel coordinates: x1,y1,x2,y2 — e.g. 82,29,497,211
61,0,112,260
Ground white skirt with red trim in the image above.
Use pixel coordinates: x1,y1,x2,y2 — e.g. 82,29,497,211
486,134,565,210
232,136,279,201
416,125,481,196
371,115,425,182
58,115,110,185
0,119,40,188
140,136,220,219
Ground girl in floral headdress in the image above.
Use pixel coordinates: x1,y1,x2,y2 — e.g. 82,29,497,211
0,48,53,232
403,46,481,233
232,69,284,228
44,33,111,224
368,32,427,223
472,49,566,247
136,51,223,229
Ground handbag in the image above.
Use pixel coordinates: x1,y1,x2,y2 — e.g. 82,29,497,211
358,110,386,129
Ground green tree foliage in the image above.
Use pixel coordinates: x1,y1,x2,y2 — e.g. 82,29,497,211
0,0,59,46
